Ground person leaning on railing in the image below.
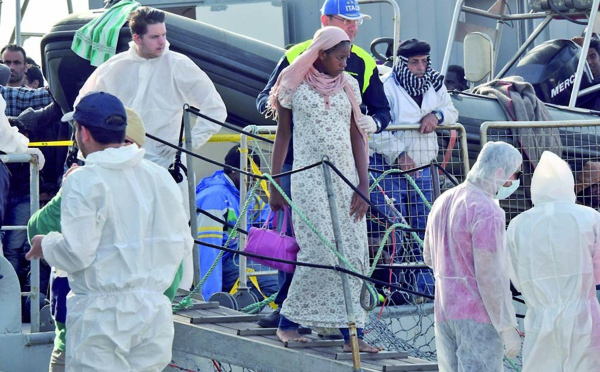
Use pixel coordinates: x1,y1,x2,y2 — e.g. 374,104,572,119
369,39,459,299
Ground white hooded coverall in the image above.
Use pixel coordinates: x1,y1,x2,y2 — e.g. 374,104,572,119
78,41,227,289
424,141,522,372
42,145,193,372
507,151,600,372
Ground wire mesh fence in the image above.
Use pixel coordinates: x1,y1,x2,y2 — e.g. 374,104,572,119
480,120,600,223
367,124,469,304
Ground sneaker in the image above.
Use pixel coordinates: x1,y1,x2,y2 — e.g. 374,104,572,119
257,308,280,328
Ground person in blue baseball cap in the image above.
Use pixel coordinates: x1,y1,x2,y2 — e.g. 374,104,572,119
321,0,371,22
321,0,371,42
27,90,193,371
61,91,127,158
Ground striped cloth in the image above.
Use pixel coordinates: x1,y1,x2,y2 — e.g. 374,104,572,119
392,55,444,96
71,0,141,67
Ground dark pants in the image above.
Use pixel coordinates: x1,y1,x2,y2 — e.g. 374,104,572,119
0,160,9,229
222,253,279,299
3,195,31,287
274,163,293,306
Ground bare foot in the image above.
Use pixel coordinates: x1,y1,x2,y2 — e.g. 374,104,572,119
343,339,384,353
277,328,308,343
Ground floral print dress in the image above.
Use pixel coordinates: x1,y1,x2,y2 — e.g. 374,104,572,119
279,79,369,328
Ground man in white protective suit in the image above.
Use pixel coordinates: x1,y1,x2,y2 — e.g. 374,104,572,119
423,141,522,371
26,91,193,372
507,151,600,372
77,6,228,289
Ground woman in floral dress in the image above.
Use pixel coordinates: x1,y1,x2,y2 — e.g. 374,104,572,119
268,26,378,352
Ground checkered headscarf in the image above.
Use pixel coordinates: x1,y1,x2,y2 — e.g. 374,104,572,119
392,55,444,96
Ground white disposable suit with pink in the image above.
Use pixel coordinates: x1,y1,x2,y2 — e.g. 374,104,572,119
424,141,522,372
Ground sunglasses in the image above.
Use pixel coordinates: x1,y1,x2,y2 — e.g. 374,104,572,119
329,15,363,26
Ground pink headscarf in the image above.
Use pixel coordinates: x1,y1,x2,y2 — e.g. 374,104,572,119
267,26,366,147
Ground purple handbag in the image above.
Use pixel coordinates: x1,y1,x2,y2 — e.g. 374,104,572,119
244,208,299,273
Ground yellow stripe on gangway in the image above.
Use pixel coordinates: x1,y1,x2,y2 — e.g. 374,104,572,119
28,134,274,147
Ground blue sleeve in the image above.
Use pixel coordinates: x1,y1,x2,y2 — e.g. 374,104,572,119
363,66,391,132
256,54,291,114
248,195,273,228
196,193,227,300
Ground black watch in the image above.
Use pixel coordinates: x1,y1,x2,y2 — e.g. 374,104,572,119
432,110,443,123
373,117,382,132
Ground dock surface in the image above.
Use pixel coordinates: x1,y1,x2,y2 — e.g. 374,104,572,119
171,296,438,372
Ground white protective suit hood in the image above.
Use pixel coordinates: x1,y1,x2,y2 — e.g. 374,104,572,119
530,151,576,205
466,141,522,196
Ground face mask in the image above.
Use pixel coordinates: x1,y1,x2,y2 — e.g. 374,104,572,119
495,178,520,200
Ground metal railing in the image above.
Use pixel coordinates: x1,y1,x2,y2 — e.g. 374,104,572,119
1,152,41,332
481,119,600,222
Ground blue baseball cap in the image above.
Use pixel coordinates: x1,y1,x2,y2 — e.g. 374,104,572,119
321,0,371,20
62,91,127,131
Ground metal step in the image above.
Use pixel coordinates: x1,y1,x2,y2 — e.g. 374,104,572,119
172,301,439,372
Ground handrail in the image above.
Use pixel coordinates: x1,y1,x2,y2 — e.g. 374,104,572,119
0,152,41,333
480,119,600,143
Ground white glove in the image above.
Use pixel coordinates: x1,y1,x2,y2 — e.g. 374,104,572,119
26,148,45,170
501,329,521,359
357,115,378,134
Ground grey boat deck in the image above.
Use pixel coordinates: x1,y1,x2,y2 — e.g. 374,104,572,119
171,296,438,372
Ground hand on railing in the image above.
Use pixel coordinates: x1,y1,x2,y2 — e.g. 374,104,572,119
357,115,377,134
25,148,45,170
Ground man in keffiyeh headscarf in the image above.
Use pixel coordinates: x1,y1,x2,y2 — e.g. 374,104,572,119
368,39,459,300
